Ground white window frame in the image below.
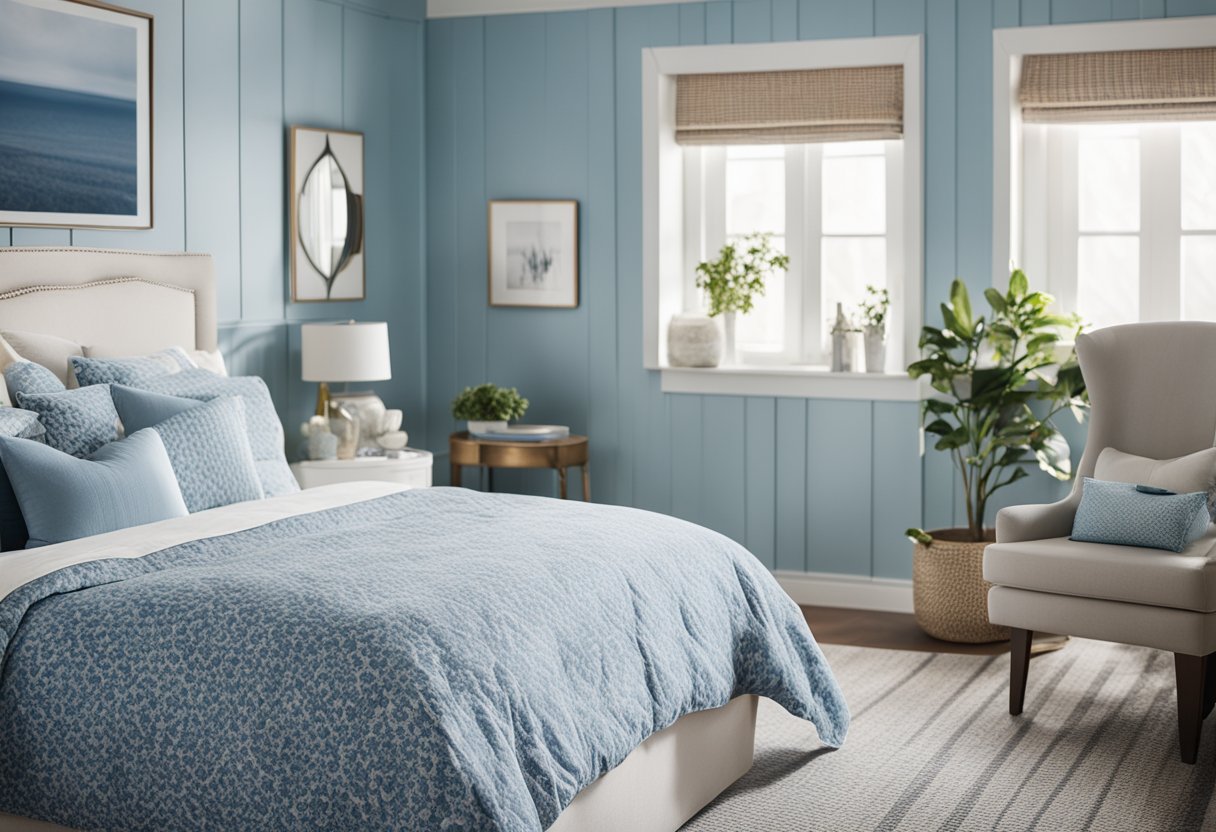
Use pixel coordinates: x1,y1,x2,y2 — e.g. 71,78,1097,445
992,17,1216,296
642,36,924,401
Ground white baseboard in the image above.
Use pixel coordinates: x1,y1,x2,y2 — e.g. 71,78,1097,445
775,570,914,614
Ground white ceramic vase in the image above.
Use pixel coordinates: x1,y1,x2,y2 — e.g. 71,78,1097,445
721,311,737,366
864,326,887,374
468,420,508,435
667,314,723,367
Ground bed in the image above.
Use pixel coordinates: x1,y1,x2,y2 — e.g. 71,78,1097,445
0,248,848,832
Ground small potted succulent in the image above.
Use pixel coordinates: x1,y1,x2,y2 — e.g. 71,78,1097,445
694,233,790,365
859,285,891,373
451,383,529,435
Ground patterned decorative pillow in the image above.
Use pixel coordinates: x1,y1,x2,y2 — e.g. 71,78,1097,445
16,384,121,458
1071,478,1211,553
0,430,187,547
112,387,264,512
5,361,66,399
0,408,46,551
71,347,194,388
134,370,298,497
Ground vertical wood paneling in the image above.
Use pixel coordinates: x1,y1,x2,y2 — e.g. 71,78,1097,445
876,0,925,34
1021,0,1052,24
588,7,621,504
807,400,872,574
772,0,799,37
670,394,704,524
702,395,747,543
425,19,459,482
1112,0,1141,17
1141,0,1167,15
184,0,242,322
872,402,920,578
1051,0,1114,22
775,398,807,571
283,0,344,128
745,397,777,568
679,3,707,42
799,0,875,38
1167,0,1216,14
239,0,285,322
994,0,1022,26
733,0,773,41
11,228,70,245
706,1,733,41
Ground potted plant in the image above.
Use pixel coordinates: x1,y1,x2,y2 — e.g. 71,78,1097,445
859,285,890,373
694,233,790,365
451,383,529,436
905,270,1086,643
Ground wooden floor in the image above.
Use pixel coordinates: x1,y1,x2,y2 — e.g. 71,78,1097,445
802,606,1067,656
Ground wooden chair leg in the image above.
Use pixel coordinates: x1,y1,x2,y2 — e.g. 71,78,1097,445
1176,653,1208,764
1010,628,1033,716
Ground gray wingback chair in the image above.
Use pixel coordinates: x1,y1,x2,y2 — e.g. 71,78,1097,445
984,322,1216,764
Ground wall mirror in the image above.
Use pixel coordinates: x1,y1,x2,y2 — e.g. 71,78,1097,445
290,126,365,302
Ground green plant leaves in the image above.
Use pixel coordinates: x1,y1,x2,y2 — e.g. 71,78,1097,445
694,233,789,317
450,383,530,422
905,528,934,545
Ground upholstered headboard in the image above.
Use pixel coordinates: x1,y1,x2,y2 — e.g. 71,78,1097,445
0,248,217,354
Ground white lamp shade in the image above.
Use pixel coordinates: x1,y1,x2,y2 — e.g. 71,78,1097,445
301,321,392,382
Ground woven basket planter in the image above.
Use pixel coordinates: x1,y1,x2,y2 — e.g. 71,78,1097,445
912,529,1009,644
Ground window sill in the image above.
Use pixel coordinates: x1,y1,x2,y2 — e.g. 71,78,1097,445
658,364,928,401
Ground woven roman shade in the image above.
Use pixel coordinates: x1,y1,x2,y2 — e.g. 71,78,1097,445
674,65,904,145
1020,47,1216,124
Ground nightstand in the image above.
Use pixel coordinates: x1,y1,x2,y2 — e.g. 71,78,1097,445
291,450,433,490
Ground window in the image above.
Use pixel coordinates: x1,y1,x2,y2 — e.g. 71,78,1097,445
1024,122,1216,329
685,140,901,365
644,36,923,398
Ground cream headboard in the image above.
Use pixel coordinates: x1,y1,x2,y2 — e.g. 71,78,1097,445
0,248,217,354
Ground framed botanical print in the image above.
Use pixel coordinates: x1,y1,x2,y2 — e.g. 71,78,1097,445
488,200,579,308
0,0,153,229
290,126,365,302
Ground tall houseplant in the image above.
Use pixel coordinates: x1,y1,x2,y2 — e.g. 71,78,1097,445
695,233,789,364
904,270,1086,642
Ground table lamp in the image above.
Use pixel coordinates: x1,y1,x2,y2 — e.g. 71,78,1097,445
301,321,391,457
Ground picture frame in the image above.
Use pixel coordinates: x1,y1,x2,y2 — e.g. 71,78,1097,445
0,0,153,230
290,126,366,303
488,200,579,308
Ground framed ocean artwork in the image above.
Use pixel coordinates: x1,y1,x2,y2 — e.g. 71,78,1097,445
0,0,153,229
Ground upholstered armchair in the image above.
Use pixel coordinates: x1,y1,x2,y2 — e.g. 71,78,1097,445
984,322,1216,764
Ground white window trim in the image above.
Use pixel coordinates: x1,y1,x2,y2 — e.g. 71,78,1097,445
992,16,1216,289
642,36,924,401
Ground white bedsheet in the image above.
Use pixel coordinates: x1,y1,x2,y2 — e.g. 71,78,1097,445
0,482,405,601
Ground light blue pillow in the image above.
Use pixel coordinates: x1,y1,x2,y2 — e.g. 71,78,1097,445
112,386,264,512
70,348,194,387
4,360,65,399
1071,478,1211,553
0,408,45,551
133,370,298,497
15,384,120,457
0,429,188,547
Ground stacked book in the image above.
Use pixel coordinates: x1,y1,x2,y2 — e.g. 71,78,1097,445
470,424,570,442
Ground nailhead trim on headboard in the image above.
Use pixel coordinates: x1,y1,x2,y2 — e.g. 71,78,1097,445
0,276,195,302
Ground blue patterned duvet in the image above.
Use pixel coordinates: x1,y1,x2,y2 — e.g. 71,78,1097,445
0,488,848,831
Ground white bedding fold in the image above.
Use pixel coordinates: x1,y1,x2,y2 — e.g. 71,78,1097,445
0,481,406,601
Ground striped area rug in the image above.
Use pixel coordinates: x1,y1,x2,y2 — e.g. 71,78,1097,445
685,640,1216,831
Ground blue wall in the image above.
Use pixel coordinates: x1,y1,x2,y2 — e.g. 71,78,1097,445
426,0,1216,580
0,0,429,454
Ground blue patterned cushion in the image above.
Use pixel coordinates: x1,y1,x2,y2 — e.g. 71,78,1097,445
1072,478,1211,553
4,361,65,399
112,387,264,512
0,408,45,551
15,384,120,458
70,348,193,388
0,430,187,547
134,370,298,497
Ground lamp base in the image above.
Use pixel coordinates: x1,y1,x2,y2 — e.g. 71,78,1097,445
315,381,330,417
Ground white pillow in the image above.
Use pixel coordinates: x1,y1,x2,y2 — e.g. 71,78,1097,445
0,330,85,397
188,348,228,377
1095,446,1216,518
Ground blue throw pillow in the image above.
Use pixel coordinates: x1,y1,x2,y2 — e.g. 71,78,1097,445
0,408,45,551
112,386,264,512
0,429,188,547
1071,478,1211,553
15,384,120,458
4,360,65,399
133,370,298,497
70,348,193,387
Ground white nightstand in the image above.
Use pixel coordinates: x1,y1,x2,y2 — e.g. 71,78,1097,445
291,450,433,490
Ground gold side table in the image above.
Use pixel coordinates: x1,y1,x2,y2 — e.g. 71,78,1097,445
449,431,589,500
